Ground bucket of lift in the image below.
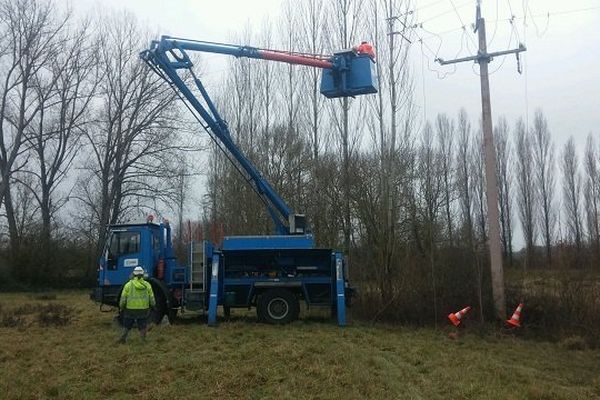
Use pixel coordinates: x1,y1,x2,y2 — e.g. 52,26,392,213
320,50,378,99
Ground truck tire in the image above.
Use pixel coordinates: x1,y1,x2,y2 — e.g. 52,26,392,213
149,290,167,324
257,289,300,325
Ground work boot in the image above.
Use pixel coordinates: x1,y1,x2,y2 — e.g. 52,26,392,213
118,328,129,344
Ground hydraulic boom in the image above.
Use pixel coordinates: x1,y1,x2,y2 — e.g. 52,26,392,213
140,36,377,235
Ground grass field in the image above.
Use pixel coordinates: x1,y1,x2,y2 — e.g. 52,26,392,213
1,291,599,400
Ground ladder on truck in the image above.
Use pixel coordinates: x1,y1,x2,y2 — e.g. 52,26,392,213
185,241,206,311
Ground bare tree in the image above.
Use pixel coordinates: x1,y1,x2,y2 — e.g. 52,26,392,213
299,0,327,162
327,0,364,254
435,113,455,243
359,0,414,299
0,0,69,256
515,118,536,270
22,19,98,271
418,122,443,325
584,133,600,265
561,136,583,253
494,116,513,266
299,0,328,241
531,109,555,267
75,13,184,251
279,3,301,137
456,109,474,244
455,109,485,320
472,128,487,244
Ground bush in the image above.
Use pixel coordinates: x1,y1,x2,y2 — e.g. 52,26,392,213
13,304,37,315
507,270,600,347
37,304,74,327
1,314,25,328
560,335,588,351
32,293,57,301
0,303,28,327
351,244,494,325
0,302,75,328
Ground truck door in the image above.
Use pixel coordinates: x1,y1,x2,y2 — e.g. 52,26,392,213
105,230,143,284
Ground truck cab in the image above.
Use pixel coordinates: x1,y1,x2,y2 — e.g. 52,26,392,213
92,217,183,318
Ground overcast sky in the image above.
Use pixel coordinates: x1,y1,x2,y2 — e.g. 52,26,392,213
69,0,599,245
75,0,600,152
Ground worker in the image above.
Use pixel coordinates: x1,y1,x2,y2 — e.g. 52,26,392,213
118,266,156,343
354,41,376,60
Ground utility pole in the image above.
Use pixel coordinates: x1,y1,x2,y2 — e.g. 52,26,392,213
436,0,526,320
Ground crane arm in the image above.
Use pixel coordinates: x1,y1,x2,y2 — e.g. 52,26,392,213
140,35,377,235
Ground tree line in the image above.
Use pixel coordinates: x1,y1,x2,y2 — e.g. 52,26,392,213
0,0,198,286
0,0,598,327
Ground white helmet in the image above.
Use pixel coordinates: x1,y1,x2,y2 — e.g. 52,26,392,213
133,266,144,276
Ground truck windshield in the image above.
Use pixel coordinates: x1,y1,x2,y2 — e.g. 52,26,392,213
108,231,141,257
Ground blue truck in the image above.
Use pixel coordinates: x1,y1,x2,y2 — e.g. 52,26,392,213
91,36,378,326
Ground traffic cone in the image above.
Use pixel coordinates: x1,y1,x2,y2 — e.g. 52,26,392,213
506,303,523,328
448,306,471,327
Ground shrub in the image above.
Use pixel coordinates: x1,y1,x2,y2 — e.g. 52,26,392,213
0,303,37,327
1,314,25,328
37,304,74,327
0,304,27,328
560,335,588,351
13,304,37,315
507,270,600,346
32,293,57,301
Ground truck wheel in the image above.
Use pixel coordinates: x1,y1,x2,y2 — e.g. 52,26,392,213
257,289,299,325
149,292,167,324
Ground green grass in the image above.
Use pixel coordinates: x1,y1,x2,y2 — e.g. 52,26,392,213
1,291,599,399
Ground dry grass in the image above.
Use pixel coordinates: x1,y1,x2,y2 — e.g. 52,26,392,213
1,291,599,399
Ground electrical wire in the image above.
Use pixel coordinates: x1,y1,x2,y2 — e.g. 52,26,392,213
493,5,600,26
448,0,478,48
420,39,427,125
522,0,530,131
419,0,472,23
417,34,457,80
487,0,500,48
419,23,444,57
421,24,464,39
414,0,448,13
526,2,550,38
416,2,598,44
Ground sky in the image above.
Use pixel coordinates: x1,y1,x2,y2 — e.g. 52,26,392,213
73,0,600,152
69,0,599,245
410,0,600,151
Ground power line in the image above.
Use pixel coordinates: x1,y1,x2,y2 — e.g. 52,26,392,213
414,0,448,13
409,25,457,79
448,0,478,49
494,5,600,24
419,0,472,23
418,3,599,44
420,40,427,125
522,0,530,131
536,5,600,17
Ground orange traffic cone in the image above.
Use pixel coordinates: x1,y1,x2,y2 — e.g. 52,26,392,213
506,303,524,328
448,306,471,327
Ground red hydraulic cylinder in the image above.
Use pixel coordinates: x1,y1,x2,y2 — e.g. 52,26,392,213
258,50,333,69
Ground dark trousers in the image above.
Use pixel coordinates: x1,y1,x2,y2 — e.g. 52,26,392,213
119,309,149,342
